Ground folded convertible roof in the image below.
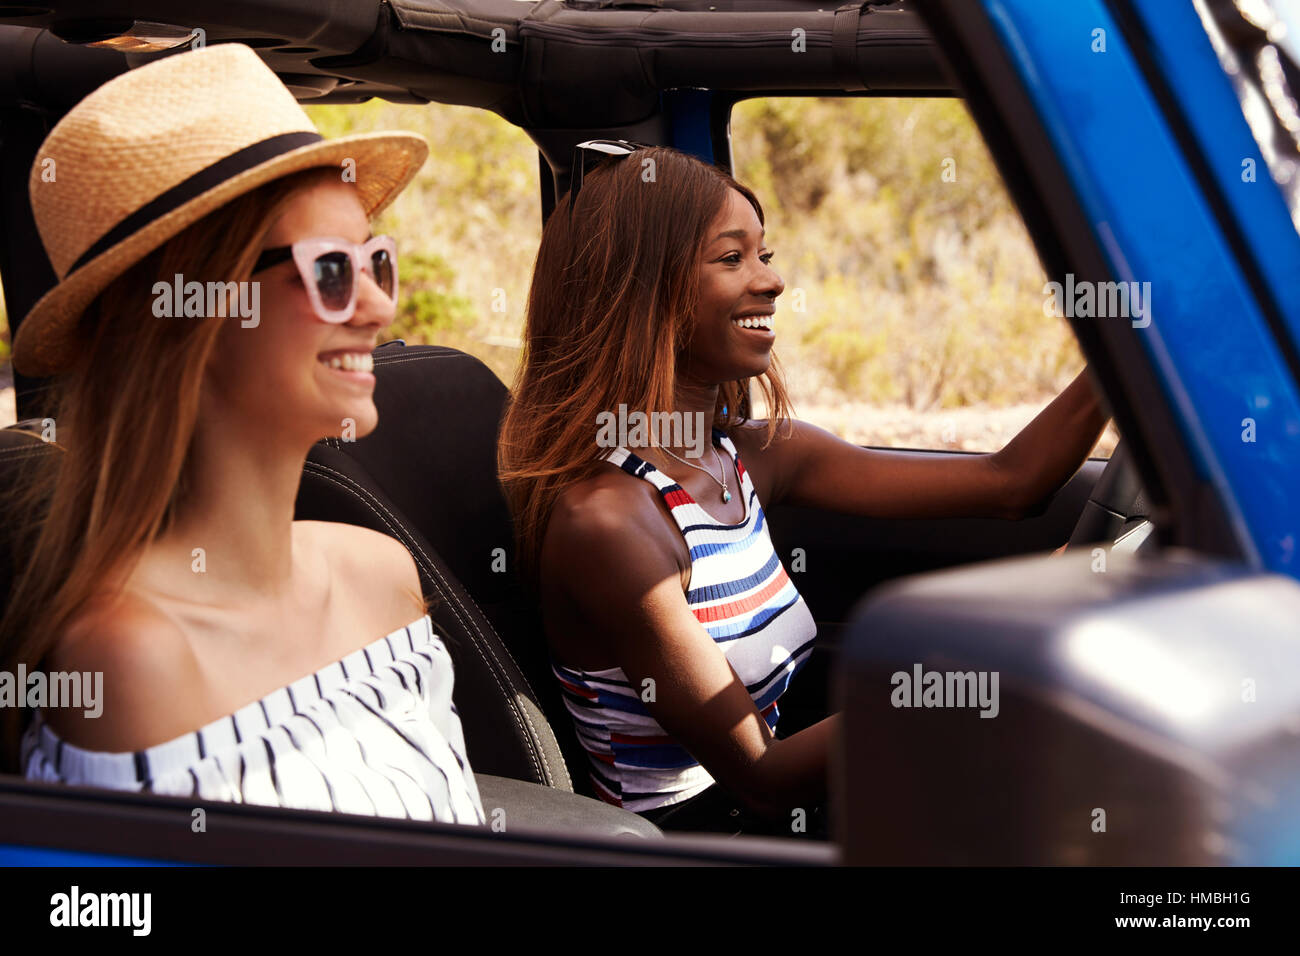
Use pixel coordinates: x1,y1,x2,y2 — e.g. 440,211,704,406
0,0,950,127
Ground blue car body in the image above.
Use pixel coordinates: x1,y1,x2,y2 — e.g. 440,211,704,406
0,0,1297,867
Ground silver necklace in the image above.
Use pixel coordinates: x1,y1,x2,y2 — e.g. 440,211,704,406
658,443,731,503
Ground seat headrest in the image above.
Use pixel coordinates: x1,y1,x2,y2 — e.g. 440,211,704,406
320,344,518,606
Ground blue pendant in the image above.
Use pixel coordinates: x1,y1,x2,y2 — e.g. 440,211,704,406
722,489,731,503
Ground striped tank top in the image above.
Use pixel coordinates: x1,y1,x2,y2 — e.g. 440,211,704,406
552,428,817,812
21,614,485,825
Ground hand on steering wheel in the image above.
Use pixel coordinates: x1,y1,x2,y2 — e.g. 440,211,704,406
1061,438,1149,553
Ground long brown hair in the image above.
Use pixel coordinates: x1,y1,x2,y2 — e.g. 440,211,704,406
498,146,794,586
0,166,362,770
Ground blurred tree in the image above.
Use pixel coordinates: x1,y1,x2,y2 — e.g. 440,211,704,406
732,95,1080,412
0,97,1101,446
389,250,476,342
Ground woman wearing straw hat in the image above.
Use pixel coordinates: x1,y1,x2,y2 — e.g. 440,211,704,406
0,44,484,824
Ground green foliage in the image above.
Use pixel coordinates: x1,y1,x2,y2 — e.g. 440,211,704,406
388,250,476,342
0,96,1087,431
303,100,540,386
732,95,1081,409
297,97,1079,412
0,98,1078,415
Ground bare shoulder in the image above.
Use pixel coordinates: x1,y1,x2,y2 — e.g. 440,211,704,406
728,419,805,506
728,417,803,457
548,470,680,557
541,468,697,669
546,470,696,606
43,589,206,751
296,520,424,621
299,520,419,576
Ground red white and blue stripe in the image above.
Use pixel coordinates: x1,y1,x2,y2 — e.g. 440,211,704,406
552,428,816,812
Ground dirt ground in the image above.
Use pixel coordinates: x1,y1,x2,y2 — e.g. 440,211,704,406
795,399,1121,457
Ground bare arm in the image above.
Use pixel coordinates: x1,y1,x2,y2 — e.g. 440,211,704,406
762,367,1109,520
988,366,1110,515
544,487,836,820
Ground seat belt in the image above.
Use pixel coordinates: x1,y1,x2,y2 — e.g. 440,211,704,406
832,2,870,92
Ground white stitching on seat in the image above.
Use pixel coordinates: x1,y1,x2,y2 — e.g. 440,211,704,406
305,460,548,712
301,461,558,787
303,462,551,784
313,352,477,453
308,347,570,789
372,353,468,369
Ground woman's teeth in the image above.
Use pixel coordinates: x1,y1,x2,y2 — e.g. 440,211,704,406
318,352,374,372
732,315,774,330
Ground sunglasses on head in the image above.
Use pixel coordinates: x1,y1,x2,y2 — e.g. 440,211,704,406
252,235,398,323
567,139,655,222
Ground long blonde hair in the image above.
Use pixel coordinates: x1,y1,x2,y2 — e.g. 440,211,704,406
0,166,360,770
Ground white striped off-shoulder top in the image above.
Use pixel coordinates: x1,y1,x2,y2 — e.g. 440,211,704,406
20,614,485,825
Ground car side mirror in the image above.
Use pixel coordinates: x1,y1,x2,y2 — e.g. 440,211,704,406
833,548,1300,864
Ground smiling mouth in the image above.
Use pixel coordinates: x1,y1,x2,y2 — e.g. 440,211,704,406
732,314,774,332
317,349,374,375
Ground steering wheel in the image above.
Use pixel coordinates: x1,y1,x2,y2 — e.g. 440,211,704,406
1064,439,1152,551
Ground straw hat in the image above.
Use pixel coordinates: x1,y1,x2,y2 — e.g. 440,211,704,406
12,42,429,377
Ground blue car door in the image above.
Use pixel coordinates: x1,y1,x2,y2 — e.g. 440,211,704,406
837,0,1300,866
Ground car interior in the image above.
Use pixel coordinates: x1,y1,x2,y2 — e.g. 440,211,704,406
0,1,1161,849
